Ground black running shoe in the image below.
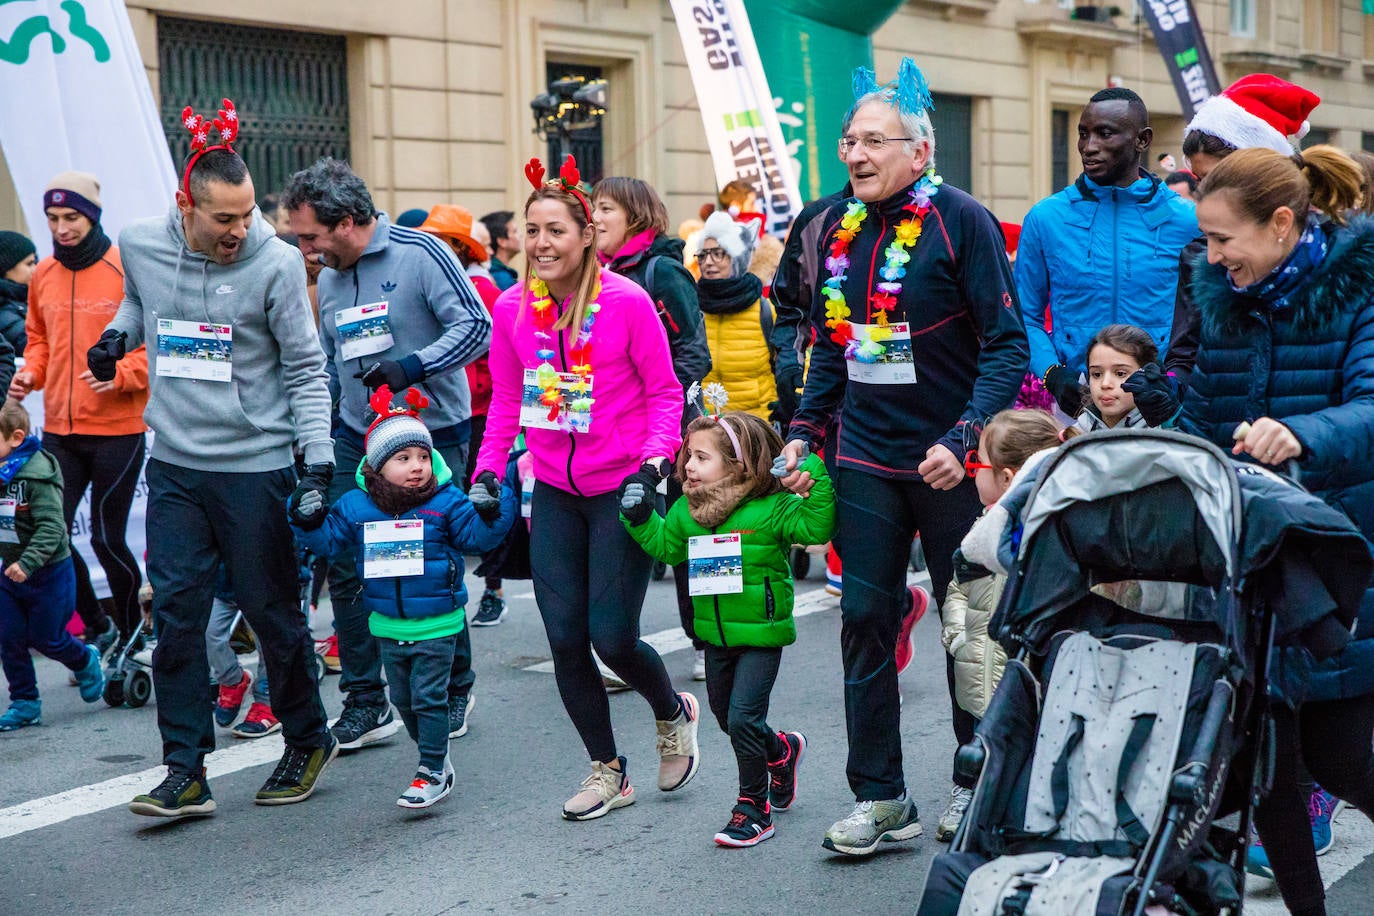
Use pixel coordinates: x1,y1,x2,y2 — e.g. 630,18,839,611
714,797,774,848
471,590,507,626
448,692,475,738
254,735,339,806
330,701,399,750
129,769,216,818
768,731,807,811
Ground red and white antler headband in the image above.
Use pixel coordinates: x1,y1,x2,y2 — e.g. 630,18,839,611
180,98,240,206
524,155,592,221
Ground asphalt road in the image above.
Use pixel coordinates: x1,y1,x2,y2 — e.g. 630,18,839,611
1,565,1369,914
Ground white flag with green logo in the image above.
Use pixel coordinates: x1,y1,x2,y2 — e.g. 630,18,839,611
0,0,175,255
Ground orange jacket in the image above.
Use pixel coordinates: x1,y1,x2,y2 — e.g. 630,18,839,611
25,249,148,436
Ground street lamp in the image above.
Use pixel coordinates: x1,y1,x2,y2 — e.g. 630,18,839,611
531,76,607,165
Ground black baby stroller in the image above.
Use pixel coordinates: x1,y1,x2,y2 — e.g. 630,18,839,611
918,428,1372,916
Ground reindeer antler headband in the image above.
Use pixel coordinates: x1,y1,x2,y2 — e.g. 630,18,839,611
180,98,240,206
525,155,592,221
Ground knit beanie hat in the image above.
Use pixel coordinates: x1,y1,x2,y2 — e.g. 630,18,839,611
364,385,433,469
43,171,103,223
699,211,758,278
395,208,429,228
1185,74,1320,155
0,231,36,275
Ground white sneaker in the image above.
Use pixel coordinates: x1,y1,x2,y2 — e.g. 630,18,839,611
562,757,635,820
936,784,974,842
396,758,455,809
692,649,707,681
655,692,701,791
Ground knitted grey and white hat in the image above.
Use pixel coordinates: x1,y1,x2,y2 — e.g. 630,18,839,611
365,412,432,470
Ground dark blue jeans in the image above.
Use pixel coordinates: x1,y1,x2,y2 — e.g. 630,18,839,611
379,634,456,770
834,467,981,801
327,429,474,708
146,460,329,773
0,557,81,703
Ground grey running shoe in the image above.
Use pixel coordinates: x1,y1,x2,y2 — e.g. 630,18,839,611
448,692,474,738
936,784,974,842
397,758,455,809
822,797,923,856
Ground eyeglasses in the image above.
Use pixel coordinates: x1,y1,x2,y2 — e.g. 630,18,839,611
838,135,914,156
964,450,994,478
697,248,730,262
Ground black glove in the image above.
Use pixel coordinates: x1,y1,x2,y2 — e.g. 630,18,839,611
288,463,334,530
355,355,424,392
86,330,127,383
1044,364,1087,417
619,481,654,526
1122,361,1181,427
469,470,502,522
769,363,803,429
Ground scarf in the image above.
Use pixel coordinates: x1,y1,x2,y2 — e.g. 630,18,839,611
697,274,762,315
52,224,112,273
600,228,656,267
361,463,439,517
1229,215,1328,310
0,277,26,307
0,435,41,485
684,475,753,530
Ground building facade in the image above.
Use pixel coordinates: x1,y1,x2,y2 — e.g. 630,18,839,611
2,0,1372,238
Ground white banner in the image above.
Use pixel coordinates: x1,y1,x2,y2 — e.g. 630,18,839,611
669,0,802,236
0,0,176,255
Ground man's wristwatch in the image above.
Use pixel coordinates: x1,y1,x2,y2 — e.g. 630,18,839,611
644,457,673,480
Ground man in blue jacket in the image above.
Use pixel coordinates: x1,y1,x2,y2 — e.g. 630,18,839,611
285,159,492,754
1015,87,1197,415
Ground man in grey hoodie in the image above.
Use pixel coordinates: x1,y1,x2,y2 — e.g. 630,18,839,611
89,147,338,819
284,159,492,750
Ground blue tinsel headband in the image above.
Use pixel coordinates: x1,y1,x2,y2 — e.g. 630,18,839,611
852,57,934,116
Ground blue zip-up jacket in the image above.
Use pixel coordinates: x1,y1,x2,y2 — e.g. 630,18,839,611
787,181,1028,477
317,213,493,441
294,451,516,623
1181,216,1374,702
1015,171,1198,378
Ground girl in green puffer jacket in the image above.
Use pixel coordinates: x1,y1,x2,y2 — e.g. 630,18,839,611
620,410,835,849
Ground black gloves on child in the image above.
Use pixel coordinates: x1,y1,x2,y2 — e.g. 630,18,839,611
1043,365,1087,417
1122,362,1180,427
86,330,127,382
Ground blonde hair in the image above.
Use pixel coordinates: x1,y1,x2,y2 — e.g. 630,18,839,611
1198,145,1364,227
982,409,1076,474
678,412,784,501
521,185,601,333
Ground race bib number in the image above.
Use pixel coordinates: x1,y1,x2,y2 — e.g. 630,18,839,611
336,301,394,361
363,519,424,579
520,368,593,433
156,319,232,383
846,322,916,385
687,533,745,597
0,499,17,544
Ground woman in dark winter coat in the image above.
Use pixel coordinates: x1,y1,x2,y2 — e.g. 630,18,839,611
0,231,35,356
1180,145,1374,916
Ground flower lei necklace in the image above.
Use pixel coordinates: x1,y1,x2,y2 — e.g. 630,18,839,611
822,169,942,362
530,274,599,424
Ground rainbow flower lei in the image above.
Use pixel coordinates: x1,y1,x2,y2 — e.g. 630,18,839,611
822,169,942,363
530,274,599,425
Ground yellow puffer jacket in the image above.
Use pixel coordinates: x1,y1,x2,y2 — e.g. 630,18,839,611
942,561,1007,719
702,299,776,419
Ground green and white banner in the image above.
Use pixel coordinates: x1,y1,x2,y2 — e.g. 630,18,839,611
0,0,175,254
669,0,801,235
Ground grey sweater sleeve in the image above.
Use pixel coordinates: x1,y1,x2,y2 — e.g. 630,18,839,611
266,251,335,466
108,258,147,350
411,242,492,378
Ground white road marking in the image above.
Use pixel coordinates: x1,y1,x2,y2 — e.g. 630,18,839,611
0,735,287,840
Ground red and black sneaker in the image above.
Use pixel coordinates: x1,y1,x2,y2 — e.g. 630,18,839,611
768,731,807,811
713,797,774,848
895,586,930,675
214,670,253,728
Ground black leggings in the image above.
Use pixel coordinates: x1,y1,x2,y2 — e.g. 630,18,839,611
530,481,679,763
705,645,785,803
44,432,145,639
1254,694,1374,916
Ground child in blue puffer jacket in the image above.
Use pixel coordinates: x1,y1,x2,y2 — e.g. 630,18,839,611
292,386,515,809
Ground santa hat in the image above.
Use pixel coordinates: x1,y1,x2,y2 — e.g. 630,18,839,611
364,385,432,469
1185,74,1320,155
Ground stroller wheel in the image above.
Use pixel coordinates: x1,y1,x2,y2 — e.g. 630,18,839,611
313,653,327,684
103,677,125,708
790,547,811,581
125,670,153,708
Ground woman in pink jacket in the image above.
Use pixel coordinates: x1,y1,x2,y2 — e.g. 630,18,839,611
470,160,701,821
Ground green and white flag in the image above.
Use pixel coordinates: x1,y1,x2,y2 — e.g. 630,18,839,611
0,0,175,254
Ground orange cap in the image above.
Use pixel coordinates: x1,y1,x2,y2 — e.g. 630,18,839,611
418,204,489,263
